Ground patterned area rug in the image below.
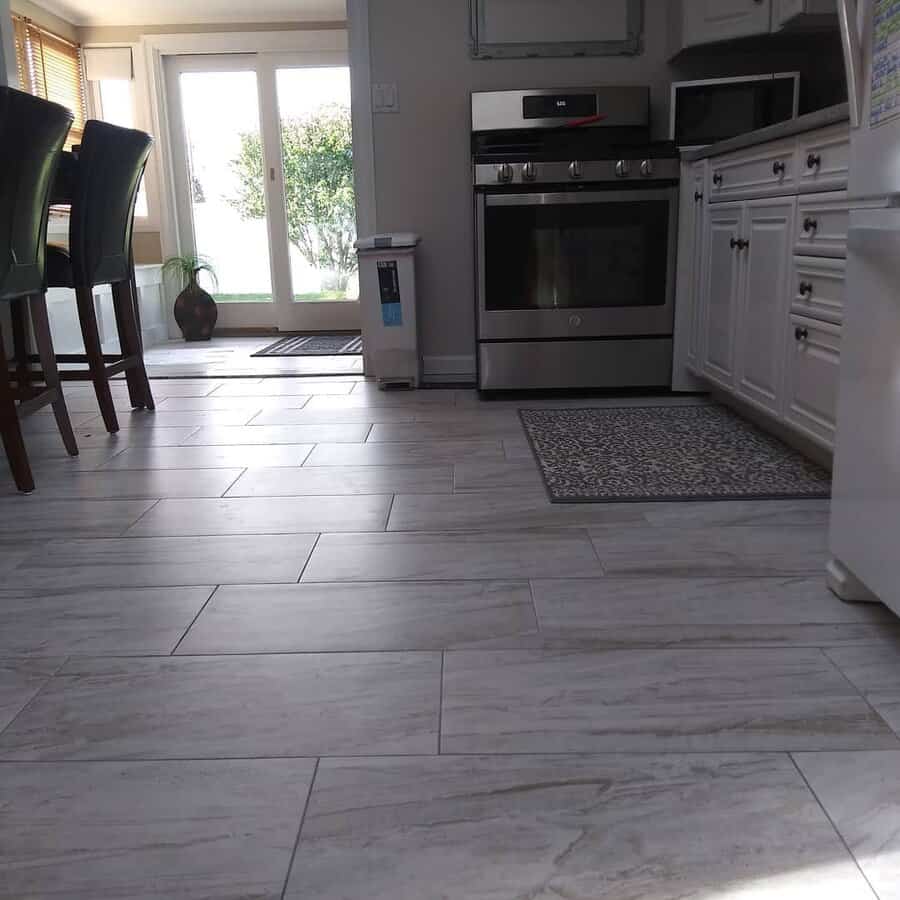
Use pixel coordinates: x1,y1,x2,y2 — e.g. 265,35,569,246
519,404,831,504
253,333,363,357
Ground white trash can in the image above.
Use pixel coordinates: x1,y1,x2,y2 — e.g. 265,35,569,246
355,233,421,389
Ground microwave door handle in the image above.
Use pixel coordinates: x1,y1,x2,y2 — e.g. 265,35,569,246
838,0,864,129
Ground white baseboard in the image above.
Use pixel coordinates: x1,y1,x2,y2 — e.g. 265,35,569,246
422,355,477,383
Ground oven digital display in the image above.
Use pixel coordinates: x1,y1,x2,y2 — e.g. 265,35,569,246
523,94,597,120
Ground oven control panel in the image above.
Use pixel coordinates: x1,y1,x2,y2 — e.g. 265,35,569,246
476,158,680,187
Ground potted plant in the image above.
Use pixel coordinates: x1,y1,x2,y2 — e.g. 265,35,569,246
163,254,219,342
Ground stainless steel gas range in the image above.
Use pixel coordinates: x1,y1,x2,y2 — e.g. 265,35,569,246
472,86,680,391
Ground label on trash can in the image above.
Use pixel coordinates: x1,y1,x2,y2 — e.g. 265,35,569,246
378,260,402,327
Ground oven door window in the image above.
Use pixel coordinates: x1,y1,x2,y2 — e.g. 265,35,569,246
484,193,670,312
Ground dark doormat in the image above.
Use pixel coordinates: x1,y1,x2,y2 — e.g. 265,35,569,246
253,333,363,357
519,403,831,503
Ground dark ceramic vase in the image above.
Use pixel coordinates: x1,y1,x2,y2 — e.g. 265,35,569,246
173,270,218,342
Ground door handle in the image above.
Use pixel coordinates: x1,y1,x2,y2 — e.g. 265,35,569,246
731,237,749,250
806,153,822,169
713,172,723,186
772,160,786,176
795,326,809,341
694,190,703,202
803,217,818,233
838,0,863,128
799,281,813,295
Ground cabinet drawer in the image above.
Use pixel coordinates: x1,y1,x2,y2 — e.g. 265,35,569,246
709,140,796,201
790,256,846,324
795,192,852,257
783,314,841,448
796,124,850,193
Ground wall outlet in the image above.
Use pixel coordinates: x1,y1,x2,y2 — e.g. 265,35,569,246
372,83,399,113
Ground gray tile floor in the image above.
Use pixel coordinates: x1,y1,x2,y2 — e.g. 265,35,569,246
2,375,900,899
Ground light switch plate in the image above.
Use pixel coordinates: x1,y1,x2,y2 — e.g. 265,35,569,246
372,83,399,113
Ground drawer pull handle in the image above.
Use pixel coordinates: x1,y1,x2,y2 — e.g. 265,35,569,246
795,326,809,341
799,281,813,296
772,160,786,175
807,153,822,169
730,237,749,250
713,172,723,186
803,217,818,233
694,190,703,202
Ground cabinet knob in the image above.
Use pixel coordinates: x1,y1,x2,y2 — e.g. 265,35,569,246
730,237,739,249
803,217,818,233
694,190,703,202
795,326,809,342
731,237,749,251
713,172,723,186
807,153,822,169
772,160,786,176
799,281,813,296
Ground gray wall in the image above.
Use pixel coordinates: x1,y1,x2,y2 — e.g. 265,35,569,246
368,0,846,378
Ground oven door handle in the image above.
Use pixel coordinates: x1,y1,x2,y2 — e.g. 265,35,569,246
485,189,677,207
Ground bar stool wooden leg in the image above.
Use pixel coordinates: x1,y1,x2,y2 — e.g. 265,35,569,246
0,325,35,493
75,283,119,433
113,278,155,411
10,297,34,399
30,293,78,457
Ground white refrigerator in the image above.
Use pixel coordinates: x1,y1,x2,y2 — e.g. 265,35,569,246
828,0,900,613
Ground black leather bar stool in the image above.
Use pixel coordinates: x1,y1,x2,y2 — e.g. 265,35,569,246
0,87,79,493
40,120,155,432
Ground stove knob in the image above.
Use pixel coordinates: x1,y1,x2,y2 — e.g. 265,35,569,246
497,163,514,184
569,160,583,179
615,159,631,178
522,161,537,182
640,159,654,178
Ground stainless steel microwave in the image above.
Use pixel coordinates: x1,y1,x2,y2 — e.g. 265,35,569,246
669,73,800,149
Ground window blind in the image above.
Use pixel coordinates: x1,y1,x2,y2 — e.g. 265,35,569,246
12,16,86,150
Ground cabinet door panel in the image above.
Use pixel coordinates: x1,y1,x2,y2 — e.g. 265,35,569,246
683,0,772,46
784,315,841,447
687,165,707,368
701,204,743,388
736,198,796,414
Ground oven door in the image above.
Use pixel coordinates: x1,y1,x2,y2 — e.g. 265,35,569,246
476,188,678,342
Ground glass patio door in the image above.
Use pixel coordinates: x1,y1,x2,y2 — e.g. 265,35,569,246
165,52,361,333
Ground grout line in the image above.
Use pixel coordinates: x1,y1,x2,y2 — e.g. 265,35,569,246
220,467,249,498
171,585,221,655
280,757,320,900
296,534,322,584
0,655,69,742
383,494,397,531
526,579,542,633
788,753,883,900
820,647,899,736
437,652,445,755
119,498,163,535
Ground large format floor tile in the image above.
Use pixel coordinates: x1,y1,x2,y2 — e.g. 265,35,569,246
0,659,62,731
367,421,524,442
0,497,156,538
125,495,392,536
0,587,213,656
532,576,900,648
0,758,315,900
589,524,829,576
825,645,900,734
285,753,874,900
1,468,244,500
84,409,258,428
639,498,832,528
249,406,416,425
185,424,371,445
387,491,646,532
794,751,900,900
303,439,505,467
12,534,317,589
0,653,441,760
27,426,201,451
440,648,898,752
100,443,314,470
226,464,452,497
452,460,543,493
211,380,352,396
302,531,605,582
177,581,537,653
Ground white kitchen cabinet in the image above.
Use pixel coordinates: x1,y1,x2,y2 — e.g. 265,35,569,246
676,0,772,50
773,0,836,30
700,203,744,389
708,139,796,202
783,314,841,445
735,198,796,414
672,161,708,388
790,255,846,324
795,124,851,194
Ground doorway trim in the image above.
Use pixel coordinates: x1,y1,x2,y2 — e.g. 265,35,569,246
142,23,377,345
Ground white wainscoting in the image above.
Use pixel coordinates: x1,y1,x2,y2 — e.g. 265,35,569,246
46,264,166,356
